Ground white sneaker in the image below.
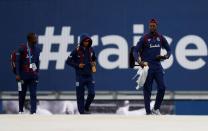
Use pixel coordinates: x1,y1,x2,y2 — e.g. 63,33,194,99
18,112,23,114
151,109,161,115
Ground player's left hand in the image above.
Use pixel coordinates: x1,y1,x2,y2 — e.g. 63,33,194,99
155,55,168,61
91,62,96,66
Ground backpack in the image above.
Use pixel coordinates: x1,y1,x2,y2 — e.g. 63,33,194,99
10,44,26,74
129,46,136,68
129,34,163,68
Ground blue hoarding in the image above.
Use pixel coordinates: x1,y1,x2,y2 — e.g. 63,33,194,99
0,0,207,91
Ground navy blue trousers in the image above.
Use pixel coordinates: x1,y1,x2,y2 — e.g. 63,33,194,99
76,75,95,114
18,79,37,114
143,68,166,114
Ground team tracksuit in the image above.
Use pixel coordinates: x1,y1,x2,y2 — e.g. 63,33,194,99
66,34,96,114
15,44,40,114
133,32,171,114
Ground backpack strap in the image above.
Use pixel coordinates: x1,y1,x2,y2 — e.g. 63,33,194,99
139,34,148,56
76,47,83,64
77,46,93,64
20,44,30,65
155,33,164,45
88,47,93,62
143,34,148,44
18,44,27,58
10,50,17,74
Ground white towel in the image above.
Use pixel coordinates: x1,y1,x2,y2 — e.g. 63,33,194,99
133,66,149,90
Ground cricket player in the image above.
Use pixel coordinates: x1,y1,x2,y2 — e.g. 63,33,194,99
15,33,41,114
133,19,171,115
66,34,96,114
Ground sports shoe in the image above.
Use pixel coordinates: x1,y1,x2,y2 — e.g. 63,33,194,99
151,109,161,115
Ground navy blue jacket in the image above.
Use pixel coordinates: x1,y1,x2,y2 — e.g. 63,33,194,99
133,32,171,69
15,44,41,80
66,34,96,76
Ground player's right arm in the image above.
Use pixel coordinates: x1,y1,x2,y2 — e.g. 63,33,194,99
133,37,144,62
133,36,147,67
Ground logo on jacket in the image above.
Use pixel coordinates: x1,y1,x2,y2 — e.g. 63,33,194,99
150,43,160,48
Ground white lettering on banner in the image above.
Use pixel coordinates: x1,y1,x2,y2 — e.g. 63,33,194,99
99,35,128,69
39,27,74,70
175,35,208,70
160,36,174,69
133,24,144,46
38,25,208,70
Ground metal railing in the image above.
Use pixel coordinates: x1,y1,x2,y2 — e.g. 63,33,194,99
1,91,208,101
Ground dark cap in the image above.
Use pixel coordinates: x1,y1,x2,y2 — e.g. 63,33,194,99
149,18,158,25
